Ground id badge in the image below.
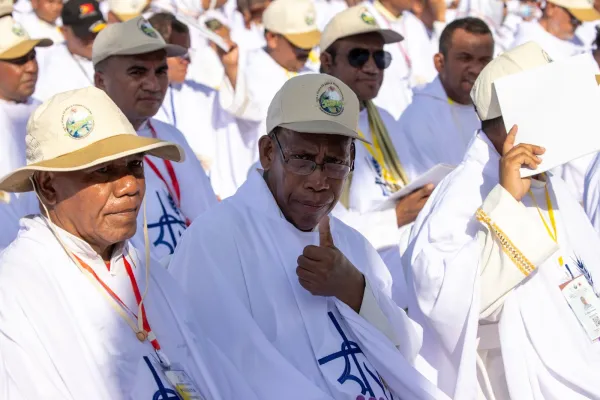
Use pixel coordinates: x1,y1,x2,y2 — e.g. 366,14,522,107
164,366,205,400
560,275,600,342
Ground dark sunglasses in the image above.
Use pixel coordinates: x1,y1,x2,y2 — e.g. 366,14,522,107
3,49,36,66
563,7,582,27
347,48,392,70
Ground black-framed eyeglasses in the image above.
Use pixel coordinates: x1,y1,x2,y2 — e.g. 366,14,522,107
3,49,36,66
563,7,582,28
272,133,353,179
347,48,392,70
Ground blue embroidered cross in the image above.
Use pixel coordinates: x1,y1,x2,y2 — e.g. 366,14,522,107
147,191,187,254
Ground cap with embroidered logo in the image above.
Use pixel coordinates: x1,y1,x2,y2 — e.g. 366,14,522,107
108,0,148,21
0,16,52,60
262,0,321,50
0,0,13,17
91,15,186,66
470,41,552,121
0,86,184,193
267,73,368,143
547,0,600,22
319,5,403,52
61,0,106,39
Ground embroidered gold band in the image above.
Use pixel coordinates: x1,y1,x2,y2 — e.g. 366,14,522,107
475,208,536,276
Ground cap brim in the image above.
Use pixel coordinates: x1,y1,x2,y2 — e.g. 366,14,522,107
113,12,142,21
0,38,53,60
0,134,184,193
569,7,600,22
71,20,107,38
378,28,403,44
284,30,321,50
278,120,371,144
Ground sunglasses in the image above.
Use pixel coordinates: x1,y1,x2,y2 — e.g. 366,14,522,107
3,50,36,66
347,48,392,70
563,7,582,27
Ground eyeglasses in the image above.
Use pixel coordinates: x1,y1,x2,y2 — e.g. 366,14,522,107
563,7,582,27
3,50,36,66
272,133,353,179
347,48,392,70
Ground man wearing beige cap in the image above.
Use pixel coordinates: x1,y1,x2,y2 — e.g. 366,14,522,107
170,73,449,400
92,15,218,265
512,0,600,60
319,5,432,305
0,86,260,399
404,41,600,399
220,0,320,147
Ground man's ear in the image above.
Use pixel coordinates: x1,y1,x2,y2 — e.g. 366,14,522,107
265,31,278,51
433,52,444,74
34,171,58,207
94,71,105,90
320,51,333,74
258,134,275,171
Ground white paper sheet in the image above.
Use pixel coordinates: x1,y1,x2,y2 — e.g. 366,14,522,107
494,53,600,178
375,164,456,211
177,14,232,52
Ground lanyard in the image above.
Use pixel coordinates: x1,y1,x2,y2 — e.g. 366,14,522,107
380,14,412,73
357,124,402,188
528,183,564,266
70,52,93,84
145,121,190,226
73,253,161,349
285,70,298,79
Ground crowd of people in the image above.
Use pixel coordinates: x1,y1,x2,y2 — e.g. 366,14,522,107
2,0,600,398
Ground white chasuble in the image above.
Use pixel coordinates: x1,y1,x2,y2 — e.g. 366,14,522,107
170,170,449,400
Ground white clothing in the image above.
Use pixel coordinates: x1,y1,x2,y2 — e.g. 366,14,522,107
583,152,600,233
576,21,600,51
186,44,224,91
0,215,259,399
13,12,64,44
154,82,255,199
456,0,514,54
34,43,94,101
0,192,38,251
0,98,40,178
511,21,585,61
229,12,266,52
333,107,417,306
313,0,347,31
404,132,600,399
133,119,217,264
395,76,479,178
12,0,32,15
169,169,449,400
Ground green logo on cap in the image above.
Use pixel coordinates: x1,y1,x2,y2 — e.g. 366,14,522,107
11,23,25,37
305,12,315,26
317,83,344,116
63,105,94,139
360,9,376,25
138,19,158,38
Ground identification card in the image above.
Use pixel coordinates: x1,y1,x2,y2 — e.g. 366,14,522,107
164,367,205,400
560,275,600,342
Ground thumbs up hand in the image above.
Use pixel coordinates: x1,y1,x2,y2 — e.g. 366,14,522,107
297,216,366,312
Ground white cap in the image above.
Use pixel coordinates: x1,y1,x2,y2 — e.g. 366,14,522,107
471,41,552,121
92,15,186,66
0,87,183,192
320,5,403,52
267,74,367,143
0,16,52,60
0,0,13,16
547,0,600,22
108,0,148,21
263,0,320,50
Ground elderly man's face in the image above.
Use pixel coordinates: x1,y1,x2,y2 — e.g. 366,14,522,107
36,155,145,256
0,50,38,103
259,129,354,231
95,51,169,128
321,33,386,103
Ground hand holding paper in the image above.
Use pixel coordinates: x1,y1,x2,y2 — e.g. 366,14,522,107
395,184,434,227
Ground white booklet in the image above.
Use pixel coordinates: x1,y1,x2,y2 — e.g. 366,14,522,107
493,53,600,178
177,14,232,52
374,164,456,211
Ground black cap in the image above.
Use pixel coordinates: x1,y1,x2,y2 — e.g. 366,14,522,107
61,0,106,39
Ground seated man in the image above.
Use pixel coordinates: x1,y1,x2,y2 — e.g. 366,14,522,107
0,86,259,399
170,74,448,399
396,17,494,177
404,42,600,399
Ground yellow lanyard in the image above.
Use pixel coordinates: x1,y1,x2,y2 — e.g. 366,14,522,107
357,128,401,187
285,70,298,79
528,184,563,266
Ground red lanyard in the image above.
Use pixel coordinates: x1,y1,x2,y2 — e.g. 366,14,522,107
145,121,190,226
74,254,162,352
381,14,412,71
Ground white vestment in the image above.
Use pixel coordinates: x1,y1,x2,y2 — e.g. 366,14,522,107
583,152,600,233
0,215,259,399
33,44,94,101
333,106,417,306
154,81,255,199
576,21,600,51
404,132,600,399
313,0,348,30
0,97,39,178
511,21,586,61
169,169,449,400
13,12,64,44
132,119,217,264
395,76,480,178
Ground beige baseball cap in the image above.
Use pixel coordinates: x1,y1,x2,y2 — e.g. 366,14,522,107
108,0,149,21
0,16,52,60
92,15,186,66
0,86,184,193
548,0,600,22
267,73,368,143
471,41,552,121
320,5,403,52
263,0,321,50
0,0,13,17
